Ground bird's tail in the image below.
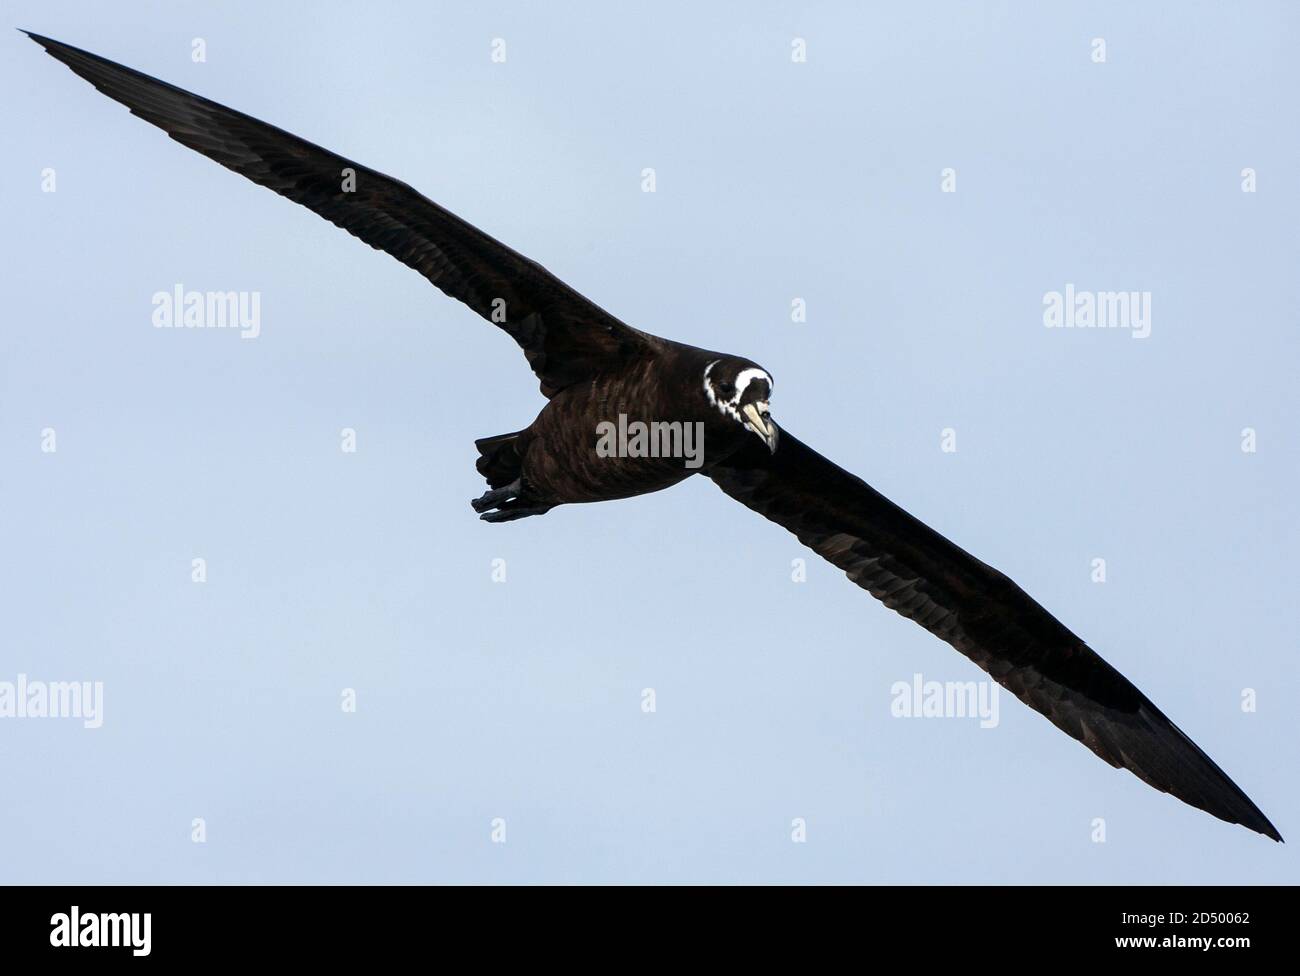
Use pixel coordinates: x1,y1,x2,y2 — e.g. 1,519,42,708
474,431,525,489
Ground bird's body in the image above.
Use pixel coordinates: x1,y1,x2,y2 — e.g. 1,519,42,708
26,31,1281,841
474,341,766,518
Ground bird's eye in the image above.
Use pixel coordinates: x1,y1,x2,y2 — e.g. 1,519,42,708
719,382,736,397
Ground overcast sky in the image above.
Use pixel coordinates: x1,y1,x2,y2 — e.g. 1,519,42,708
2,1,1296,882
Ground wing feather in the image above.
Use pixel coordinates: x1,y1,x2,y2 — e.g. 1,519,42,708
709,432,1281,840
26,32,656,397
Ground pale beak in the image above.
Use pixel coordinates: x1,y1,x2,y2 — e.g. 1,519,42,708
742,401,779,453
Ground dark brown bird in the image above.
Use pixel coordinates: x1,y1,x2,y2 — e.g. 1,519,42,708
25,31,1281,841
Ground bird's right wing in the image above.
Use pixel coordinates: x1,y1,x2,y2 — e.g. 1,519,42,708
27,32,657,398
708,431,1281,840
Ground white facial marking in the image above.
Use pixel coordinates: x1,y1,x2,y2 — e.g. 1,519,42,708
732,368,771,404
702,360,731,416
703,361,773,425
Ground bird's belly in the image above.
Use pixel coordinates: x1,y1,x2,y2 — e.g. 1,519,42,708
521,378,721,506
525,416,704,503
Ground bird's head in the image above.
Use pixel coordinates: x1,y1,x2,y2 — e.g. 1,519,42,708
703,358,778,453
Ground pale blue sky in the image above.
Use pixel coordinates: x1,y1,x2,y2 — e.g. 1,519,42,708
2,1,1296,883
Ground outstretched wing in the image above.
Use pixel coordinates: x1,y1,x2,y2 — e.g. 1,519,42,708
26,32,657,397
708,431,1281,840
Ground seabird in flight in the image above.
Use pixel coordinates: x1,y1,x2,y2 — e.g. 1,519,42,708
25,32,1281,841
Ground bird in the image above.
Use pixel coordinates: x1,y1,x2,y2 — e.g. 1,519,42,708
25,31,1281,841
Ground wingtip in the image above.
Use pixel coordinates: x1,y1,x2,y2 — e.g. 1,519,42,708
1237,803,1282,842
1235,788,1282,842
1220,791,1282,842
20,29,55,48
21,30,76,52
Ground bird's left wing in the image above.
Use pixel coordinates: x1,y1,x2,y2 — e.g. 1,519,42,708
707,431,1281,840
25,32,658,398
